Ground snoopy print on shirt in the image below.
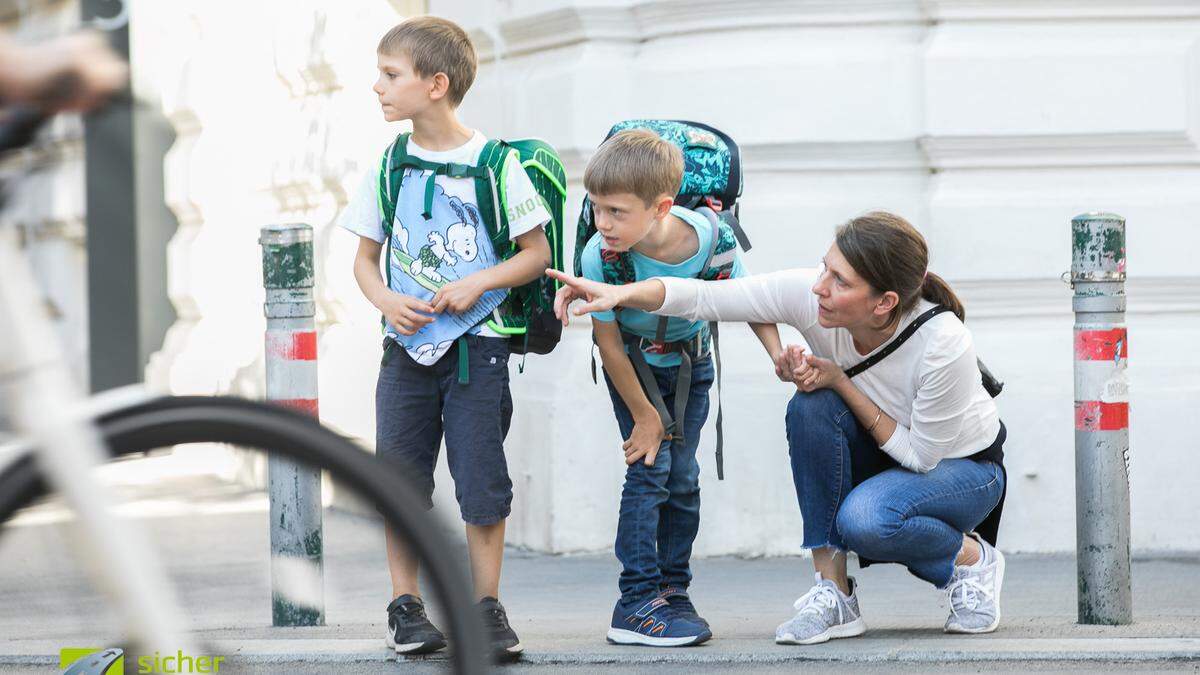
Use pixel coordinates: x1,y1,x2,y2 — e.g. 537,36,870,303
387,173,506,364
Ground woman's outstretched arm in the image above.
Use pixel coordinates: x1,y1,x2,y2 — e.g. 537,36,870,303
548,267,819,328
548,269,666,326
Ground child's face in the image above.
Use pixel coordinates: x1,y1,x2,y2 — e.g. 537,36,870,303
588,192,673,252
373,52,435,122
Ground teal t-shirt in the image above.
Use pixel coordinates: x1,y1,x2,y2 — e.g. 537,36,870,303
581,206,747,367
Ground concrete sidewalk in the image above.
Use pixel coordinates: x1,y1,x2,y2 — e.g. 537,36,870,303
0,469,1198,671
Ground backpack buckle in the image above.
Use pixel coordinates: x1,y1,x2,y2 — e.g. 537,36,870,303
641,339,677,355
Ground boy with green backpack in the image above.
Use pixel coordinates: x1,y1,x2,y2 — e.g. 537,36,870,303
554,125,781,646
337,16,566,661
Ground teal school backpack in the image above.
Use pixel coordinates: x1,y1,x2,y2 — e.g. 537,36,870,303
377,133,567,373
573,119,751,479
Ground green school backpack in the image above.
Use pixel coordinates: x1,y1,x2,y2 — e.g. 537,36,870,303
377,133,567,359
573,119,750,277
572,119,752,480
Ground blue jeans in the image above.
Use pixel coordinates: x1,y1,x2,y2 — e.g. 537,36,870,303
785,389,1005,588
604,355,715,604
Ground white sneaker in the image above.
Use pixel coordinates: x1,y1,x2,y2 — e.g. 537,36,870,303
775,572,866,645
944,533,1005,634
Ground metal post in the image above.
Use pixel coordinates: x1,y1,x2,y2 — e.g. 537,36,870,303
259,223,324,627
1070,212,1132,625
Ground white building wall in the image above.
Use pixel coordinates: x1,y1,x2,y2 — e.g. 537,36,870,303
425,0,1200,555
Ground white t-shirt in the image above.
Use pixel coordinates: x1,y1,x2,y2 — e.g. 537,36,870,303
339,130,550,364
657,268,1001,473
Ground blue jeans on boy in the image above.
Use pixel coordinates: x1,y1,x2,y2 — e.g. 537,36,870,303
604,355,715,605
785,388,1005,588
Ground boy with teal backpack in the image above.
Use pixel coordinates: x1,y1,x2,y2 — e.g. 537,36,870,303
337,16,565,661
555,124,781,646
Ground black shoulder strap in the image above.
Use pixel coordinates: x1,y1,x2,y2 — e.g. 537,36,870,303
844,305,952,379
695,205,727,479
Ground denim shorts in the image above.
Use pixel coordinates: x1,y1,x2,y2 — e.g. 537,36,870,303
374,334,514,526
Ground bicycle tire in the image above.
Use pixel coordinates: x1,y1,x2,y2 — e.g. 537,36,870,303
0,395,490,674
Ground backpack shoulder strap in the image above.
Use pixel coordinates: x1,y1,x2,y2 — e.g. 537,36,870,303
377,132,411,238
695,207,739,281
474,139,516,247
695,207,723,274
376,132,411,332
844,305,953,379
692,206,731,479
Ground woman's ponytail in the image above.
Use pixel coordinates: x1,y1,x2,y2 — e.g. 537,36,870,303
921,271,965,322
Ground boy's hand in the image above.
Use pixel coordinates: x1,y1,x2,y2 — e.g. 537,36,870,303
794,354,848,393
378,292,435,336
773,345,802,383
624,413,668,466
431,275,486,314
553,282,584,327
784,344,811,384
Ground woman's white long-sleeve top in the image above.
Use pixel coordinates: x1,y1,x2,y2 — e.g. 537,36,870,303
656,269,1002,473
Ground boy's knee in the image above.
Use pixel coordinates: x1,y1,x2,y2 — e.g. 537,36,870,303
665,458,700,495
624,460,672,497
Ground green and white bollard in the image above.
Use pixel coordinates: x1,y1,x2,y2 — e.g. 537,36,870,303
1070,212,1132,625
259,223,324,627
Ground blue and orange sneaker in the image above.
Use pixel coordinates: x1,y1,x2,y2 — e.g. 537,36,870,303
658,586,709,629
606,596,711,647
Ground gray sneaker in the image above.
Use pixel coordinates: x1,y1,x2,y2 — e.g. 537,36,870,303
775,572,866,645
944,534,1005,634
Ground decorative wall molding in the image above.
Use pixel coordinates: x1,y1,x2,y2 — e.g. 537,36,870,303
743,140,928,173
475,0,1200,62
633,0,926,36
474,0,927,60
922,132,1200,170
954,276,1200,319
549,132,1200,179
925,0,1200,22
557,140,929,182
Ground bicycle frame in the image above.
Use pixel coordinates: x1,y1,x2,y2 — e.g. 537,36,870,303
0,217,195,654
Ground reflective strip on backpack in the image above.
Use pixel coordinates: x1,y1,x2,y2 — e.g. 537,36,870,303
708,248,736,269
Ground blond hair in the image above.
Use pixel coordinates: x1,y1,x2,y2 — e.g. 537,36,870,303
583,129,683,206
378,16,477,107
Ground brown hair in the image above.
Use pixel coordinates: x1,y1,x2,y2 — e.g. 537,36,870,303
834,211,965,326
378,16,477,107
583,129,684,206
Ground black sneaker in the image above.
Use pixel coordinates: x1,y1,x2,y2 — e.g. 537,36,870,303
658,586,709,629
479,596,523,661
385,594,447,655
